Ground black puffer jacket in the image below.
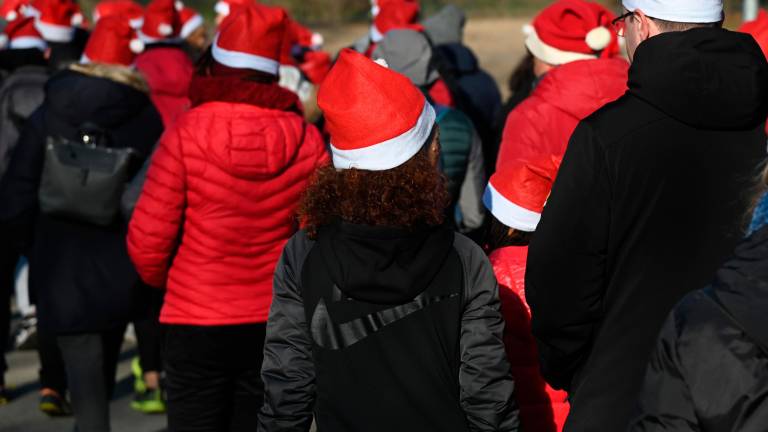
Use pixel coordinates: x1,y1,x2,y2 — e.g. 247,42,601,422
526,28,768,432
0,64,163,334
629,225,768,431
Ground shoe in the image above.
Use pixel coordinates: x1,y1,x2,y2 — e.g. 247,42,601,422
131,357,146,394
131,388,166,414
0,387,9,405
39,389,72,417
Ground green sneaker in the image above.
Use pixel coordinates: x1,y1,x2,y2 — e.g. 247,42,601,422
131,357,146,394
39,390,72,417
131,388,166,414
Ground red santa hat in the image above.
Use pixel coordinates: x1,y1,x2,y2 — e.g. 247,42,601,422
739,9,768,60
0,16,46,50
525,0,617,66
32,0,82,43
139,0,182,43
93,0,144,29
212,3,286,75
371,0,418,18
81,15,143,66
318,49,436,171
0,0,33,22
370,0,423,43
179,6,202,39
483,156,562,232
213,0,251,21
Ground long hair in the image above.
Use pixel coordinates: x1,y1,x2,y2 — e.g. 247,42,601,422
483,213,534,254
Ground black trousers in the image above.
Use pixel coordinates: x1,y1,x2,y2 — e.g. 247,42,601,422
134,282,164,373
58,328,125,432
165,323,267,432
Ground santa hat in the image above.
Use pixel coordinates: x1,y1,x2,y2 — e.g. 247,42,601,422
93,0,144,29
81,16,143,66
525,0,617,66
318,48,436,171
1,0,32,22
483,157,562,232
739,9,768,59
0,16,46,50
32,0,82,43
371,0,418,18
212,3,286,75
623,0,723,24
213,0,251,20
179,6,202,39
139,0,182,43
370,0,423,43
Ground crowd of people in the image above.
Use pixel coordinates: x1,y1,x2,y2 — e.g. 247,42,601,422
0,0,767,431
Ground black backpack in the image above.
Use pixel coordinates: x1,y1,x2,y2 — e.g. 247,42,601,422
38,125,135,226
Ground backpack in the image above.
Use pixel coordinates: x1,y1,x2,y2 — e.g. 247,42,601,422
38,125,135,226
0,66,48,180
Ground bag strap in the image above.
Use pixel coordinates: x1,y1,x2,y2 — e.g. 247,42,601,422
703,287,768,356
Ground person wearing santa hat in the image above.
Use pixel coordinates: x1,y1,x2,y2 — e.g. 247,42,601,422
258,48,518,432
526,0,768,430
481,157,570,432
496,0,628,171
92,0,144,29
127,3,328,430
134,0,194,127
0,13,162,432
29,0,89,69
179,6,206,57
350,0,422,58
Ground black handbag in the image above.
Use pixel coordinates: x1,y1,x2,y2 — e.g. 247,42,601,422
38,126,135,226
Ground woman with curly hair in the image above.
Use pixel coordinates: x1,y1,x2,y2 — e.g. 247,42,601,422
258,49,520,432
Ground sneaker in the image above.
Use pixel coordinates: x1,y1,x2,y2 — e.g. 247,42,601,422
131,357,146,394
39,389,72,417
131,388,166,414
14,315,38,350
0,387,9,406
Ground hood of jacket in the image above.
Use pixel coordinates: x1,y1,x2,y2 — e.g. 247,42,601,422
713,225,768,352
372,30,440,87
424,4,466,46
317,221,455,304
135,46,194,98
44,65,151,132
534,58,629,120
435,43,479,75
629,28,768,130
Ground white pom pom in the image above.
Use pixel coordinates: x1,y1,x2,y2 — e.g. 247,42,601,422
158,23,172,36
5,11,17,21
175,1,184,11
373,58,389,68
0,34,8,49
585,26,611,51
311,32,324,49
129,38,144,53
214,1,229,17
521,24,534,36
71,13,83,26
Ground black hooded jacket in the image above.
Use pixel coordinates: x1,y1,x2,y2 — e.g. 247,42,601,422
258,222,519,432
629,225,768,432
525,28,768,432
0,66,163,334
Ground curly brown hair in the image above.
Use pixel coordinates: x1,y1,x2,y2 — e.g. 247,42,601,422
299,143,451,238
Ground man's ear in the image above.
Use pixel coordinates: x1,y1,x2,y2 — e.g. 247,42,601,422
634,9,659,39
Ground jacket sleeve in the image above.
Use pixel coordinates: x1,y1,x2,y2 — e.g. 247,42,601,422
628,309,700,431
455,234,520,432
258,231,316,432
126,125,187,288
457,130,486,232
306,123,330,169
524,121,610,390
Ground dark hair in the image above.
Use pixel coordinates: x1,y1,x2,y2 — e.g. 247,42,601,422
483,213,534,253
299,133,450,239
507,52,535,96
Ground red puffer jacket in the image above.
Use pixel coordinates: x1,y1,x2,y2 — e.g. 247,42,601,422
489,246,569,432
135,46,194,128
497,58,628,171
127,77,329,325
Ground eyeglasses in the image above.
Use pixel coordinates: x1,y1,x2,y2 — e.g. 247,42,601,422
611,11,634,37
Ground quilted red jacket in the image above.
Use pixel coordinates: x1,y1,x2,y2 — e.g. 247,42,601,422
135,46,193,128
497,58,628,171
127,87,328,325
490,246,569,432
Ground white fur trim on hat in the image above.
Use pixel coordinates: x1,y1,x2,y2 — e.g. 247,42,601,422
130,38,145,53
525,27,596,66
622,0,723,24
9,35,47,51
369,24,383,43
35,18,75,42
180,13,203,39
211,33,280,75
482,183,541,232
585,26,611,51
79,53,90,63
214,1,229,17
331,101,437,171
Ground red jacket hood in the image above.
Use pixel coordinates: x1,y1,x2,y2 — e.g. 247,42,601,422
535,58,629,121
192,102,309,180
135,47,194,98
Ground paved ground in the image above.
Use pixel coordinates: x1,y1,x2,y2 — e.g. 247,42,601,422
0,344,167,432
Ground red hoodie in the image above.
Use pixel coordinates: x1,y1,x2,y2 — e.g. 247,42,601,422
135,47,194,128
127,74,329,325
497,58,628,171
490,246,569,432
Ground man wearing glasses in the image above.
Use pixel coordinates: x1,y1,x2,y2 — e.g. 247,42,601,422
526,0,768,431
